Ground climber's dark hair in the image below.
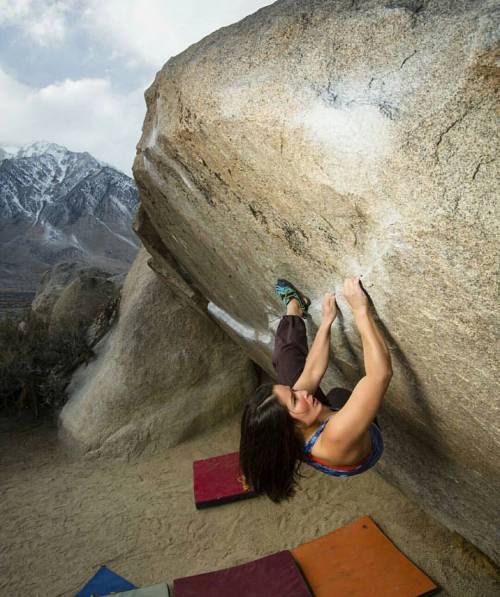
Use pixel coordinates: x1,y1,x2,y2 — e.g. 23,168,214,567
239,382,306,503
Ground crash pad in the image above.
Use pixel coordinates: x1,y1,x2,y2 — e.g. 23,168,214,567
193,451,256,509
114,582,170,596
173,550,312,596
74,565,136,596
291,515,439,597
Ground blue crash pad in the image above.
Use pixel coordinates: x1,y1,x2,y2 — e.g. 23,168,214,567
74,565,136,596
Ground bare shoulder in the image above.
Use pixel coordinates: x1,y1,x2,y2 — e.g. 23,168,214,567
314,413,372,464
312,414,349,459
324,375,390,446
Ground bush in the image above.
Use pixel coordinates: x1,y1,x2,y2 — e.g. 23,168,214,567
0,309,31,405
0,308,96,416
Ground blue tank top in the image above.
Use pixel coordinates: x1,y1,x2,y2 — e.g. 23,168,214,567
303,414,384,477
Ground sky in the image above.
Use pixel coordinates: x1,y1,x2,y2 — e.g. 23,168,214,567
0,0,274,174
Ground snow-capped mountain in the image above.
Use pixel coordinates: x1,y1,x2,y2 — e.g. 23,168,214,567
0,141,140,299
0,148,14,162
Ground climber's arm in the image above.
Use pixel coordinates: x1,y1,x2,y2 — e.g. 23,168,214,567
323,283,392,447
293,294,336,393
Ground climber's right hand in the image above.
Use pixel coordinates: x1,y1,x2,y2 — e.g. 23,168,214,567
342,276,369,314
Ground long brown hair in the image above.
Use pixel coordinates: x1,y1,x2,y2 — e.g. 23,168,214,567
239,383,306,503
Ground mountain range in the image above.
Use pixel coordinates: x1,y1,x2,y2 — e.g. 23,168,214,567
0,142,140,310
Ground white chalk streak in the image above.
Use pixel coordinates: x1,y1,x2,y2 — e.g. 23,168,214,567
208,302,272,345
292,100,393,159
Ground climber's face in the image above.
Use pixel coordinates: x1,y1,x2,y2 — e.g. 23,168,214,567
273,384,321,427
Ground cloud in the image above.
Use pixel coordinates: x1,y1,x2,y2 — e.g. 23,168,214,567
0,1,273,64
82,0,173,68
82,0,273,68
0,67,145,174
0,0,74,46
0,1,274,172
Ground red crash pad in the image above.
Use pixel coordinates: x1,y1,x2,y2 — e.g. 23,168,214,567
291,515,439,597
193,451,256,509
173,550,312,596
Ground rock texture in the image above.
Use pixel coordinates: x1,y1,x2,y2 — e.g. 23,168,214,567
132,0,499,562
31,262,123,332
48,271,120,336
59,248,258,457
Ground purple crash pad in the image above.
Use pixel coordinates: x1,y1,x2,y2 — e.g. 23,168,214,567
173,550,312,597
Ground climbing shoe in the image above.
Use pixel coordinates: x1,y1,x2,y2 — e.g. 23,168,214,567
275,279,311,318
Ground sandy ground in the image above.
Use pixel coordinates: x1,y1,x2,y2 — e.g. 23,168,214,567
1,413,499,597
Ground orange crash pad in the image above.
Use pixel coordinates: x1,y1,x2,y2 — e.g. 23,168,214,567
291,515,438,597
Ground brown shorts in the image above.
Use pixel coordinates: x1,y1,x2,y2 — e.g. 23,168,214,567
272,315,381,426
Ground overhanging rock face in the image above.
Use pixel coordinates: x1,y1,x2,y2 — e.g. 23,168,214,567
132,0,499,562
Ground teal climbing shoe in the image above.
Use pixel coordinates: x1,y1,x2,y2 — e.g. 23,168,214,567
275,279,311,318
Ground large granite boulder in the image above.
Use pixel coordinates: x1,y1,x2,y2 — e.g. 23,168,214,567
132,1,499,561
59,247,258,457
31,262,123,334
48,272,121,337
31,262,88,322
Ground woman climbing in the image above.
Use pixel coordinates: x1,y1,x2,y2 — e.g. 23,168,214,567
239,277,392,503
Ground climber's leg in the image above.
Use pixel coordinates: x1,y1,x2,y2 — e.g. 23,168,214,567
285,298,303,317
272,299,328,404
325,387,351,410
